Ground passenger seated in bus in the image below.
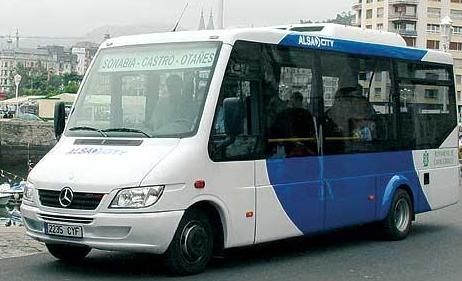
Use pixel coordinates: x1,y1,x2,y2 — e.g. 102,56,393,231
151,74,194,133
326,84,376,142
263,66,286,131
269,92,316,158
289,91,304,109
210,80,256,160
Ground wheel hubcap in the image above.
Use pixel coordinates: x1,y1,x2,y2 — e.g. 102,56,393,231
180,221,208,263
394,198,411,232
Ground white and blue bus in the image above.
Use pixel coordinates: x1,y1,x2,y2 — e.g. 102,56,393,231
21,24,459,275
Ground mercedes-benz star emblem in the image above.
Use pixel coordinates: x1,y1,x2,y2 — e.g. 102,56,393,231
59,187,74,208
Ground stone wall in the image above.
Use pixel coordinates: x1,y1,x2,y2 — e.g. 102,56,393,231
0,120,55,177
0,120,55,146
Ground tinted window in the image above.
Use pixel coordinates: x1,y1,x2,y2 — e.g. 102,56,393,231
397,62,457,150
209,42,261,161
209,41,321,161
209,41,457,162
322,54,398,155
261,45,319,159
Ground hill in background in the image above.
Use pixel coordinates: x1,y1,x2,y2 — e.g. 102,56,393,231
1,22,181,49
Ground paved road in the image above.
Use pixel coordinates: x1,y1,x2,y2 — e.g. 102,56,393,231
0,225,45,260
2,196,462,281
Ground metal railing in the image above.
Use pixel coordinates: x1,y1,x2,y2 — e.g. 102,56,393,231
389,0,418,4
391,29,418,37
389,13,418,21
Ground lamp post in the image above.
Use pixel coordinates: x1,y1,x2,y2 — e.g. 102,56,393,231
440,16,453,52
14,74,22,116
441,16,453,113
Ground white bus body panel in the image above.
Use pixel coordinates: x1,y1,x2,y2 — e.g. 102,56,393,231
255,160,303,243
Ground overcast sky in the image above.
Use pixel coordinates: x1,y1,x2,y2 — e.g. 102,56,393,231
0,0,352,37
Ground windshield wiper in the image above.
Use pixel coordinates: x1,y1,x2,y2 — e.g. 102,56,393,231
102,128,152,138
68,126,108,137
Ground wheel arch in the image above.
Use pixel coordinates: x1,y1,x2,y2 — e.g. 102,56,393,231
379,175,416,220
187,197,229,252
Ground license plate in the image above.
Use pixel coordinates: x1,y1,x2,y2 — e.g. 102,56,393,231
44,223,83,238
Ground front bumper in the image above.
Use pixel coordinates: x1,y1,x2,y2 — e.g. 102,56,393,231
21,204,184,254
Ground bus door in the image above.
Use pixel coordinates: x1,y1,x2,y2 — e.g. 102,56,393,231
255,44,324,242
321,54,395,229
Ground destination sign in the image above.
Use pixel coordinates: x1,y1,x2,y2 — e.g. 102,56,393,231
98,47,217,73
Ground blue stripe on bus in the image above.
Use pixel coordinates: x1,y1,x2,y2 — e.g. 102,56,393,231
279,34,428,61
266,151,432,234
266,157,324,234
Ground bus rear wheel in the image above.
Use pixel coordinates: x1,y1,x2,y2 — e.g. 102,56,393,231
163,208,214,276
380,189,413,241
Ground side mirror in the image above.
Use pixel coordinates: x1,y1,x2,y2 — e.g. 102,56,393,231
54,102,66,140
223,97,243,137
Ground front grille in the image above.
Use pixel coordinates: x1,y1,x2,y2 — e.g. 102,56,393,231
38,213,94,224
38,190,104,210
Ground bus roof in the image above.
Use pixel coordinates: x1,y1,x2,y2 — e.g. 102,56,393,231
102,23,453,65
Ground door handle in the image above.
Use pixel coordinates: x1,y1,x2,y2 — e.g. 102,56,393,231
324,180,333,200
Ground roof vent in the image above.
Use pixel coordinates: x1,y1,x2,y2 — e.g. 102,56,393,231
289,26,325,32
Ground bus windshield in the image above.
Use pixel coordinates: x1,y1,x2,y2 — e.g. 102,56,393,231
66,42,221,138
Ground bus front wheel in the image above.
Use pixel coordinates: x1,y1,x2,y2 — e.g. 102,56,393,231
164,208,214,276
380,189,413,241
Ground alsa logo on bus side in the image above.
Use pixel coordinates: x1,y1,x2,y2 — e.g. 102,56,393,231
298,35,335,48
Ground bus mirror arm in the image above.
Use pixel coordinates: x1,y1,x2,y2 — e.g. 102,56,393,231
54,102,66,140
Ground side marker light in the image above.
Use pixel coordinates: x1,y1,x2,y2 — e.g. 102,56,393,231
194,180,206,189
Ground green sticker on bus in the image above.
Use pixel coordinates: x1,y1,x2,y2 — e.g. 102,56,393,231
423,151,429,167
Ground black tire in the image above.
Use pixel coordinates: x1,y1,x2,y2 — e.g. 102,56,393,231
380,189,413,241
164,208,214,276
46,243,91,263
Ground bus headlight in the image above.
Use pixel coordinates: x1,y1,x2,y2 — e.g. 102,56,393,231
110,186,164,209
23,182,36,203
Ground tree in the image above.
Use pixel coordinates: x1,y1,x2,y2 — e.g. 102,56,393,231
8,64,83,98
326,11,355,26
299,11,356,27
63,81,80,94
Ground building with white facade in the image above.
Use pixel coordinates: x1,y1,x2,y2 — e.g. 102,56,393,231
353,0,462,111
40,46,76,76
71,47,87,76
0,48,55,94
72,42,98,76
0,41,97,95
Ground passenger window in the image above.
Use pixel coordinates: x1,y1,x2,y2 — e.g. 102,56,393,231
209,42,261,161
397,62,457,150
322,54,397,154
262,46,318,159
